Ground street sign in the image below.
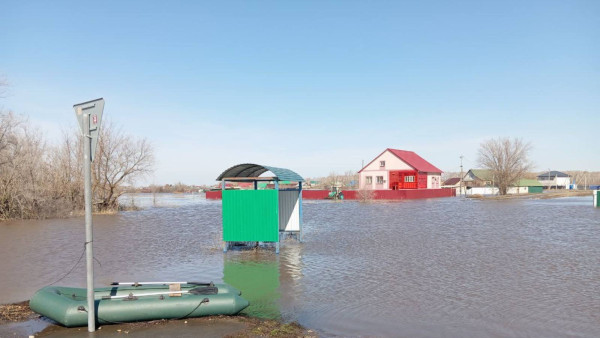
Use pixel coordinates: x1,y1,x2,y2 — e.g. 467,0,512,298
73,98,105,332
74,98,104,162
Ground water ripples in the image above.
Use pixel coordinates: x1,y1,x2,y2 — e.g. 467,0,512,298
0,195,598,337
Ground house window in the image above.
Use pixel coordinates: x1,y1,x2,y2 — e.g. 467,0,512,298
380,161,385,167
405,176,415,183
377,176,384,184
366,176,372,184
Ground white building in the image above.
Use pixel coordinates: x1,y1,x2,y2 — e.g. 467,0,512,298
537,171,570,189
358,148,443,190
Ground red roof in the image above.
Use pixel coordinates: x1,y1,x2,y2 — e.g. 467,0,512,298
388,149,442,173
443,177,461,186
359,148,442,173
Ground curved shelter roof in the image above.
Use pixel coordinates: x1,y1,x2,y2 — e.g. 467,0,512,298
217,163,304,182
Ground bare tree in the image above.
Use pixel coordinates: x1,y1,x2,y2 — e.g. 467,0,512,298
477,137,532,195
47,131,84,211
92,122,154,211
0,112,55,219
357,186,375,202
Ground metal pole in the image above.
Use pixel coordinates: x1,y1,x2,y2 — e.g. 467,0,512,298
222,180,228,253
459,155,464,196
83,113,95,332
275,180,280,254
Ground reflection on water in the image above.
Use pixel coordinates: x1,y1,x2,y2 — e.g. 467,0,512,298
0,194,599,337
223,251,280,319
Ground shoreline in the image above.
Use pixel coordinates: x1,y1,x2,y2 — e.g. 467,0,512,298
0,301,317,337
466,190,592,200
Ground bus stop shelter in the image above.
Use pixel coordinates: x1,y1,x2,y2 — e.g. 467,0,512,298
217,163,304,253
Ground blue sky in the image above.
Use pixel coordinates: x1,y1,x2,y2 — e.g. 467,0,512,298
1,0,599,185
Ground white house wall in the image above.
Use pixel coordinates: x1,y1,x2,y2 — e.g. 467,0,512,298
467,187,499,195
359,170,388,190
539,177,571,188
467,186,529,195
427,174,442,189
557,177,570,188
362,150,413,171
507,187,528,194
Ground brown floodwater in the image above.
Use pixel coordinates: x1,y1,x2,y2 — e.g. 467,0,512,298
0,194,599,337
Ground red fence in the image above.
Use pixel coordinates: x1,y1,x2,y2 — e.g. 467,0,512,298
206,190,222,199
206,189,454,200
301,190,331,199
367,189,455,200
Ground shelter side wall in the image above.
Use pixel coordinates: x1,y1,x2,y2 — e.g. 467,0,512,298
279,191,300,232
222,190,279,242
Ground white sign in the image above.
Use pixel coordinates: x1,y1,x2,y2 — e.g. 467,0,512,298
74,98,104,162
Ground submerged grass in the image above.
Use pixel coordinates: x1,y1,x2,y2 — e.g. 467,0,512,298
226,317,316,338
0,301,34,322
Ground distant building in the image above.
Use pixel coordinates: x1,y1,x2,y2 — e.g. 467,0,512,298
515,179,544,194
462,169,494,187
442,177,462,194
537,171,570,189
442,177,461,188
358,148,442,190
462,169,544,195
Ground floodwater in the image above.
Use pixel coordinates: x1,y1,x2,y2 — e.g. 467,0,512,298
1,193,599,337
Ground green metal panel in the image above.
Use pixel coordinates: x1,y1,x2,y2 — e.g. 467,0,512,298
223,190,279,242
528,186,543,194
596,191,600,207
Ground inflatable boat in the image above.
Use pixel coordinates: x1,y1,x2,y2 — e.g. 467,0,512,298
29,281,249,327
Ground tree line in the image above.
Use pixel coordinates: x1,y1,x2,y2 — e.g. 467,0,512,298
0,111,154,220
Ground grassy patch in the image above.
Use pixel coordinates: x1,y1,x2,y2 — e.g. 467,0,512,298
227,318,316,338
0,301,34,322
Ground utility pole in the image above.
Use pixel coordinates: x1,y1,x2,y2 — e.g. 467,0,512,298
74,98,104,333
459,155,464,196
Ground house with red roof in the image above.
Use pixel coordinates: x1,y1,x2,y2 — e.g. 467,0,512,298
358,149,443,190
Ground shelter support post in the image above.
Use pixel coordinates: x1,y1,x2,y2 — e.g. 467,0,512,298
299,182,303,242
222,180,227,252
275,180,280,254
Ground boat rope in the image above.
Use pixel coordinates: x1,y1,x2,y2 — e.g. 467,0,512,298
176,297,210,320
48,244,85,286
78,306,129,325
48,242,102,286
